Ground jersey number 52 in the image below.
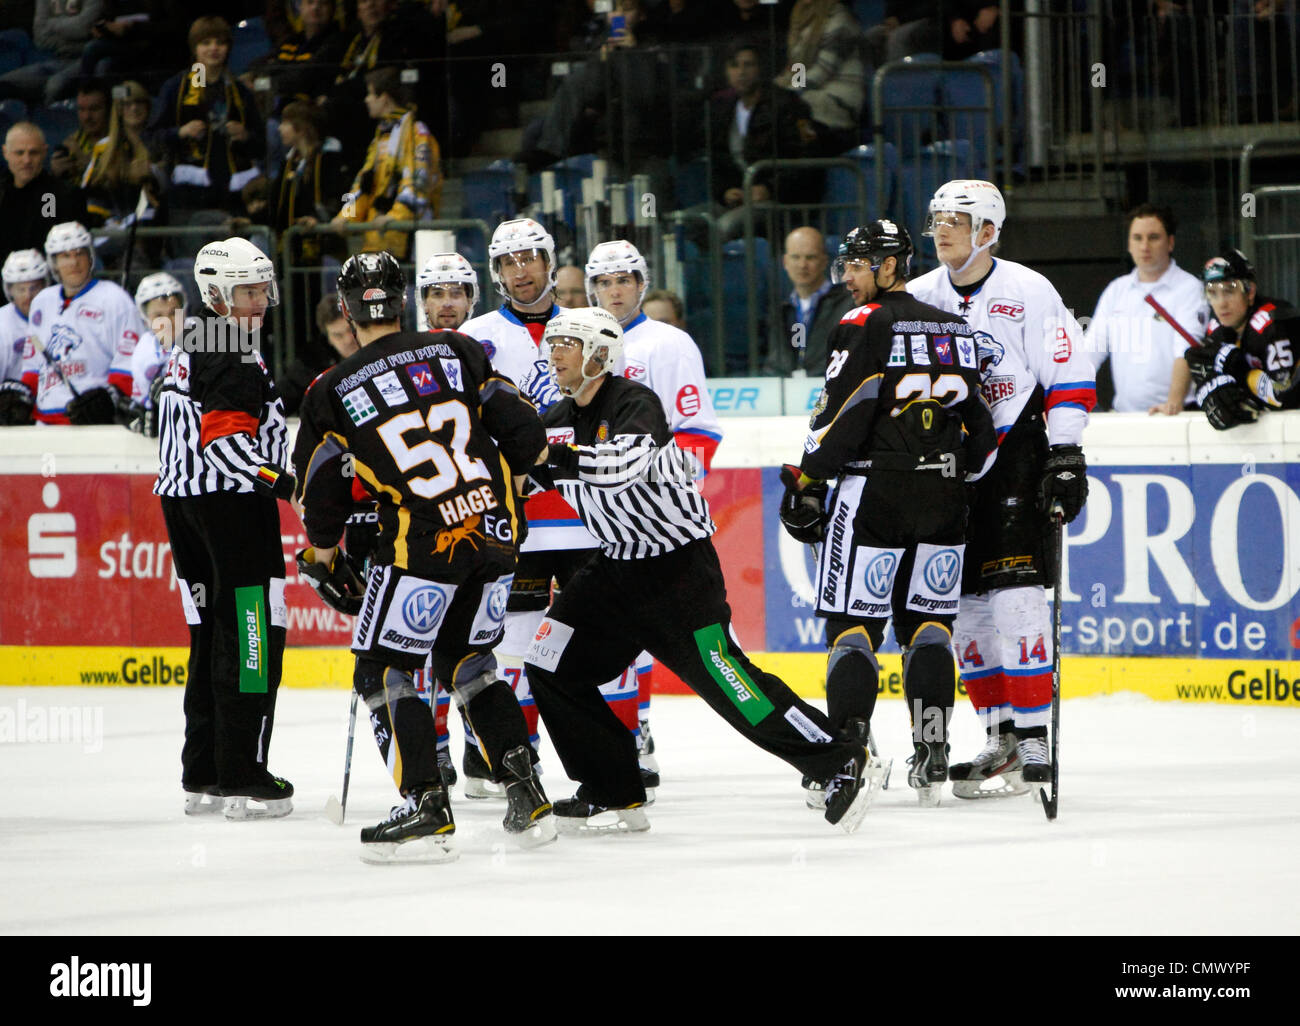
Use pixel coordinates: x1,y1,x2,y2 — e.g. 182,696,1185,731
376,400,490,498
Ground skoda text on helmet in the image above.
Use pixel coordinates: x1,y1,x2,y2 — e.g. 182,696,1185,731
134,271,187,319
337,251,407,325
924,179,1006,274
417,251,478,314
1202,248,1256,286
488,217,556,302
584,239,649,311
193,237,280,317
544,306,625,397
833,220,913,285
43,221,95,284
2,249,50,303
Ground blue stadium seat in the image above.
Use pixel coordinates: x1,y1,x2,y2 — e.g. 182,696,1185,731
822,143,898,237
852,0,886,27
721,237,770,375
463,161,517,226
874,54,941,160
939,66,996,179
967,49,1025,173
0,97,26,136
673,155,710,209
229,17,272,77
900,140,974,272
32,100,78,151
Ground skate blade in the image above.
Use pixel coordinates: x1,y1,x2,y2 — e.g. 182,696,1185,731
951,769,1030,800
183,793,224,816
462,777,507,800
223,796,293,820
511,813,559,850
324,795,345,825
642,786,656,807
638,753,660,774
913,783,942,808
830,757,886,834
360,835,459,865
556,807,650,835
804,785,827,811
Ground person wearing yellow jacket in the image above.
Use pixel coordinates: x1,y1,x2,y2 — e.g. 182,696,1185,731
332,66,441,259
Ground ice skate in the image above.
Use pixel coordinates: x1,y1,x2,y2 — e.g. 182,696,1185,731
223,775,293,820
801,775,826,810
360,786,458,864
462,743,506,800
553,793,650,834
950,730,1028,799
437,745,458,789
1016,736,1052,800
501,746,557,850
907,741,948,807
183,783,223,815
640,766,659,805
637,718,659,774
822,718,884,833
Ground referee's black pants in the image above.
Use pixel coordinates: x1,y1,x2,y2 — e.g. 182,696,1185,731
161,491,287,792
526,538,861,808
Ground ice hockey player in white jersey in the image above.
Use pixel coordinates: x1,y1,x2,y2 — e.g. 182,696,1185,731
907,180,1095,799
120,272,191,437
418,251,478,331
585,238,725,775
22,222,147,424
0,248,50,425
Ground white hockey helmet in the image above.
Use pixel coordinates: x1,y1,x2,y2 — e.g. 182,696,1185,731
584,239,649,310
417,252,478,314
43,222,95,282
2,248,50,303
543,306,624,397
925,179,1005,243
193,237,279,315
488,217,556,301
134,271,187,319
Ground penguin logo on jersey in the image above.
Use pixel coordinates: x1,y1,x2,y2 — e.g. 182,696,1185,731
402,586,447,633
922,549,961,593
865,553,898,598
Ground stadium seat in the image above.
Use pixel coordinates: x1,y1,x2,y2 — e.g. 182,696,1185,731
32,100,78,152
939,65,997,179
822,143,898,237
873,54,940,160
900,139,974,271
463,160,517,226
967,49,1025,173
721,237,770,374
673,155,710,209
229,18,272,77
0,97,26,136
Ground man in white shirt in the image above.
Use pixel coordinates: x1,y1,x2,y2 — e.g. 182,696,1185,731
1085,204,1209,414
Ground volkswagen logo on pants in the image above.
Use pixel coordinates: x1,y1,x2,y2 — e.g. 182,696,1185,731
402,586,446,633
865,552,897,598
923,549,961,593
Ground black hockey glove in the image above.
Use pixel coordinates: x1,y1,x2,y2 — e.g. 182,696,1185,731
0,380,34,425
253,462,297,501
296,547,365,616
778,464,828,544
1197,375,1261,431
1039,444,1088,524
342,505,380,578
66,386,119,425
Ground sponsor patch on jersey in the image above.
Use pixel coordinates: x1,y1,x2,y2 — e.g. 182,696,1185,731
983,375,1016,404
841,303,879,326
596,421,609,441
479,339,495,360
406,362,440,396
846,545,902,619
625,362,647,380
1052,325,1072,363
988,299,1025,320
468,575,513,645
78,307,103,322
547,426,575,445
342,386,378,425
1250,306,1274,332
906,543,964,616
372,370,407,407
439,358,463,392
784,707,832,743
956,334,976,368
527,617,574,672
676,383,701,417
910,334,931,366
31,310,41,326
695,623,775,725
888,334,906,366
935,336,953,364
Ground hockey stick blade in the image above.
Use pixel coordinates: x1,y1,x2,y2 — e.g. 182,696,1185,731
1039,786,1058,821
325,794,345,825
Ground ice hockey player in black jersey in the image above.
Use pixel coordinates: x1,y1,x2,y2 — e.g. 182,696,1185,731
780,221,997,807
521,307,876,835
154,238,295,820
293,252,555,863
1187,248,1300,429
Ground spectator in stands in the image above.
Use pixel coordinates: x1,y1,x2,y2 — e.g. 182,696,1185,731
765,224,854,375
76,2,188,83
49,78,109,185
0,0,105,106
777,0,865,156
0,121,88,264
643,286,686,330
944,1,999,61
706,40,817,241
317,290,357,360
555,264,588,308
326,0,412,157
264,0,344,112
151,15,264,219
864,3,941,69
1085,203,1208,415
331,65,441,259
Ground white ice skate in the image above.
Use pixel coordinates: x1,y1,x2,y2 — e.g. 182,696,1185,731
949,731,1030,799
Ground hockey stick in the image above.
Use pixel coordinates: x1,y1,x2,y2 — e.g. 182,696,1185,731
324,690,359,826
1039,503,1065,822
1144,293,1202,349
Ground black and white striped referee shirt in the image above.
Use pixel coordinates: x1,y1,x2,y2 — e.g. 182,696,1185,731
153,313,290,498
532,375,714,559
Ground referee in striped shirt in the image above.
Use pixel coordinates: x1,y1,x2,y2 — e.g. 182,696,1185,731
523,308,873,833
154,238,295,820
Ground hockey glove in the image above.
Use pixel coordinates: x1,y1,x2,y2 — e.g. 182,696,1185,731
343,506,380,578
296,547,366,616
778,464,828,544
1039,444,1088,524
253,463,297,501
66,386,119,425
1197,375,1261,431
0,380,34,425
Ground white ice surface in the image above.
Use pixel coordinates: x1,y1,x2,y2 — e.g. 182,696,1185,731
1,687,1296,935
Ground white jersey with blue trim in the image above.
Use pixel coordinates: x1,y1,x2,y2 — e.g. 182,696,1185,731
0,302,35,383
907,257,1096,445
616,311,724,476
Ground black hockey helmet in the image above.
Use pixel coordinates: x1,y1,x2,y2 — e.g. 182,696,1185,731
835,219,913,280
1202,248,1256,286
338,251,406,325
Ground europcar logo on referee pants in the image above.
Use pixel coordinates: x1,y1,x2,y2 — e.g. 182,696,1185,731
236,586,268,693
694,623,774,725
